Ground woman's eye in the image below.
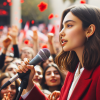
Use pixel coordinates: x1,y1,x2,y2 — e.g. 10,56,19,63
46,73,51,75
54,71,59,75
11,86,16,89
67,24,73,27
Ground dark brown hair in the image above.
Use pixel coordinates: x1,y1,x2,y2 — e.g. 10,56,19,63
55,4,100,72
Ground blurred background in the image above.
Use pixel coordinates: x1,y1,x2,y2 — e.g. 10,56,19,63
0,0,100,53
0,0,100,29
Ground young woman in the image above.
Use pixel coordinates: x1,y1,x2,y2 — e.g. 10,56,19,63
41,63,64,96
0,72,20,100
17,4,100,100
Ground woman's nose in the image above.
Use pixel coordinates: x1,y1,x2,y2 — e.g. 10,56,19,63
35,72,39,76
13,69,17,75
7,86,11,92
51,72,55,76
59,28,65,38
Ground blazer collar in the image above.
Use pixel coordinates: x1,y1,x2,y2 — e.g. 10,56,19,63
69,68,94,100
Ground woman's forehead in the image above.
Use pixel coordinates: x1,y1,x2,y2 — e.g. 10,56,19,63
63,12,80,25
46,66,58,72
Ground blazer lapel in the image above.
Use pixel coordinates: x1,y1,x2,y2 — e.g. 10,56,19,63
63,72,74,100
69,68,94,100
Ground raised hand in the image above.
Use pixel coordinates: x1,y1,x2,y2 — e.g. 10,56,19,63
47,33,54,43
30,29,39,56
2,92,11,100
16,58,35,94
8,25,18,38
8,25,19,44
30,30,38,42
48,91,60,100
3,35,12,49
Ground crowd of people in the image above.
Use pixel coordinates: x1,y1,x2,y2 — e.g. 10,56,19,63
0,4,100,100
0,18,66,100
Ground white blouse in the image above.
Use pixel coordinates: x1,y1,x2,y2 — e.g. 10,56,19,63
67,63,84,100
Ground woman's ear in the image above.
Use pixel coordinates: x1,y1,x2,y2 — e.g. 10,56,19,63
85,24,96,38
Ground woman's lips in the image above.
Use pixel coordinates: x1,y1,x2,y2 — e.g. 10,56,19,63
61,39,68,46
34,78,39,82
50,79,57,83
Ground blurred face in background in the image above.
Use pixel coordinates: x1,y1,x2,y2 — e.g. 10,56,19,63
0,78,16,100
42,56,54,69
5,63,18,75
45,66,61,87
4,56,14,66
33,65,43,84
12,58,21,66
21,49,33,61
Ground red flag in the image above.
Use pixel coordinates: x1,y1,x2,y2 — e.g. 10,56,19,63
50,25,55,34
24,21,30,38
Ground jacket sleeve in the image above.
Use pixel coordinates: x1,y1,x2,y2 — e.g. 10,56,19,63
96,76,100,100
0,53,6,69
20,84,48,100
13,45,20,58
57,72,71,100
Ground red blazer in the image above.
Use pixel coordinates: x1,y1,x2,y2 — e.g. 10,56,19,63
19,65,100,100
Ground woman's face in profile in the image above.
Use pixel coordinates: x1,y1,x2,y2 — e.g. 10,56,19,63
59,12,86,52
45,66,61,87
0,78,16,100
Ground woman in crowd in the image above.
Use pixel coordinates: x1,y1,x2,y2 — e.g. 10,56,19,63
0,72,20,100
2,63,18,75
32,65,43,84
41,63,64,97
32,65,43,90
0,25,20,69
17,4,100,100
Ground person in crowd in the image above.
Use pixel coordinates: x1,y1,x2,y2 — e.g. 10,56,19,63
30,29,39,56
32,65,43,85
0,36,12,69
47,33,57,61
40,55,54,70
31,65,43,90
2,63,18,75
47,33,68,77
4,53,14,66
40,63,64,97
8,25,20,58
16,4,100,100
20,46,34,61
0,25,20,69
12,58,21,66
0,72,20,100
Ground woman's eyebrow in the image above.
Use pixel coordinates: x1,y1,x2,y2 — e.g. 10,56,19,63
63,20,76,25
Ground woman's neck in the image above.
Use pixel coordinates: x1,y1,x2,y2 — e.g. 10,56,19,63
74,46,84,67
49,86,59,92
